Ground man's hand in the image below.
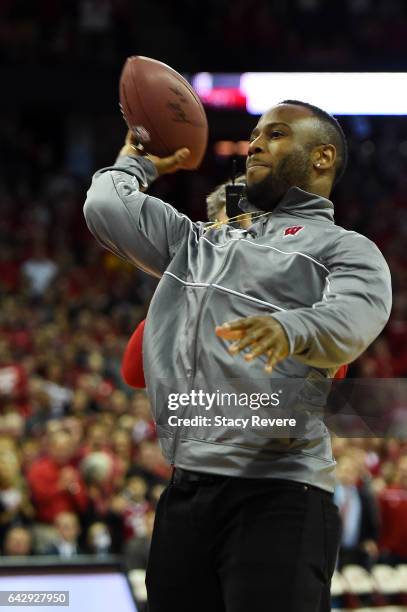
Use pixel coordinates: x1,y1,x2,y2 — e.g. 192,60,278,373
119,130,191,175
215,316,290,373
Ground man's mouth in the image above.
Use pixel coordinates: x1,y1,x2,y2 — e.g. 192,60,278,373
247,160,271,170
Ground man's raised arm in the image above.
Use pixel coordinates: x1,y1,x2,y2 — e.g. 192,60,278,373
83,132,192,278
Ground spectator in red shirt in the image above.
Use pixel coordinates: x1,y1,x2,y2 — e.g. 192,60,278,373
26,430,88,523
118,474,151,541
379,454,407,563
121,319,146,388
0,340,28,410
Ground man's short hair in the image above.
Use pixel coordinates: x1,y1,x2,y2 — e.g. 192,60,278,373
279,99,348,185
206,175,246,221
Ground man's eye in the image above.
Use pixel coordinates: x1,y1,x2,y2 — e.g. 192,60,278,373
270,131,283,138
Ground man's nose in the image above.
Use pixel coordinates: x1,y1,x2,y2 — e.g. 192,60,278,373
248,135,265,156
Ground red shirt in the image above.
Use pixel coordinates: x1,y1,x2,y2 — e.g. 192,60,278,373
121,320,146,388
27,458,88,523
335,365,348,379
379,485,407,559
0,363,28,410
0,260,20,292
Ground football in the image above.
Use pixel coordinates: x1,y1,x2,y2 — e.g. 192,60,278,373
119,55,208,170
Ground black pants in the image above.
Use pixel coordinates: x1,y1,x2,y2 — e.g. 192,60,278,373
146,469,341,612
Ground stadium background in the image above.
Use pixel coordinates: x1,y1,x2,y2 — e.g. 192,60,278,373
0,1,407,610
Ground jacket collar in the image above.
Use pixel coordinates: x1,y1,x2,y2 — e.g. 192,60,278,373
238,186,335,223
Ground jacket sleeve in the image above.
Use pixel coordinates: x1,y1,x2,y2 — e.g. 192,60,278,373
271,232,392,369
83,155,195,278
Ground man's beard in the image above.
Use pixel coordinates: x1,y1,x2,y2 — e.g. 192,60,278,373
246,149,312,212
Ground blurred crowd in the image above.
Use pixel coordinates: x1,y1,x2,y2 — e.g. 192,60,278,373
0,183,166,563
333,438,407,569
1,0,407,71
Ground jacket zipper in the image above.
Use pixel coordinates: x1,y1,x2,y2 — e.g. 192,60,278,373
170,238,240,464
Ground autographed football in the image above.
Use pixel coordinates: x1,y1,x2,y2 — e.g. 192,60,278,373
119,55,208,169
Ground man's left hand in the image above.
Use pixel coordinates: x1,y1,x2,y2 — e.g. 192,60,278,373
215,316,290,373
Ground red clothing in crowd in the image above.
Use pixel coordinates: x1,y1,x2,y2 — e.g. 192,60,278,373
121,319,347,389
379,485,407,559
0,363,28,400
26,458,88,523
122,500,151,540
0,258,20,292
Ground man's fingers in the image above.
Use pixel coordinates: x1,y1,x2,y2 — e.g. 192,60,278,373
216,317,256,334
229,327,266,354
165,147,191,169
244,334,278,361
215,328,244,340
217,315,290,370
264,349,284,373
151,148,191,174
119,131,143,157
174,148,191,163
125,129,142,149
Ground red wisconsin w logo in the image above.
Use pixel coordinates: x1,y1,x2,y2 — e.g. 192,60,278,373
284,225,304,237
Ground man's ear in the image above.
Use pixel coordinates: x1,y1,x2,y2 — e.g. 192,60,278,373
312,144,336,171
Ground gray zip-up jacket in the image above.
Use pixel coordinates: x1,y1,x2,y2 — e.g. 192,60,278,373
84,155,392,492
